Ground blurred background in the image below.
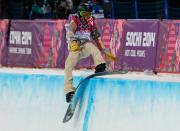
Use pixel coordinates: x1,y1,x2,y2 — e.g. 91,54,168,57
0,0,180,20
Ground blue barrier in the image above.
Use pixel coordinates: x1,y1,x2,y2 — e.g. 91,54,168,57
0,70,180,131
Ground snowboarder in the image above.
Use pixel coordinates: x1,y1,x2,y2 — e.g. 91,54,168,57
64,3,116,103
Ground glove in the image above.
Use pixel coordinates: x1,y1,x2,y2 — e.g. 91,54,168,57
102,48,116,61
70,40,80,52
66,91,75,103
105,52,116,61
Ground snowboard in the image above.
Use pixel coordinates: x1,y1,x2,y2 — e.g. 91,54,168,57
62,70,128,123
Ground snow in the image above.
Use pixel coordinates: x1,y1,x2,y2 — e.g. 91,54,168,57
0,67,179,82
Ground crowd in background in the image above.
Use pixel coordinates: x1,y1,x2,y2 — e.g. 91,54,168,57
0,0,180,19
0,0,112,19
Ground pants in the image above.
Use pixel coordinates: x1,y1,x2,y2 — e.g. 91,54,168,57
64,42,105,94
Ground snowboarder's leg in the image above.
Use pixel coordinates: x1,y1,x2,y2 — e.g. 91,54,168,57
82,42,106,73
64,51,80,102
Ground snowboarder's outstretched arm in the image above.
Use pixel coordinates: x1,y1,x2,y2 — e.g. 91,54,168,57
89,18,116,61
95,36,116,61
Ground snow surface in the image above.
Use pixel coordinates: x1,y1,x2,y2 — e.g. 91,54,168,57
0,67,179,82
0,67,179,131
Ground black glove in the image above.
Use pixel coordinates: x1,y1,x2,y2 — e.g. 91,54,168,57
66,91,75,103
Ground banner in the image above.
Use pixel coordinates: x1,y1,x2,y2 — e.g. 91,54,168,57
121,20,159,71
156,20,180,72
0,19,9,66
96,19,125,70
4,19,180,72
8,20,66,68
8,20,34,67
33,20,66,68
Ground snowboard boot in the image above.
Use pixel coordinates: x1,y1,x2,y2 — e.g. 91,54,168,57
66,91,75,103
95,63,106,73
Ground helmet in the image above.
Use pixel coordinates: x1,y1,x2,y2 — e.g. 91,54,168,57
78,3,93,18
78,3,92,12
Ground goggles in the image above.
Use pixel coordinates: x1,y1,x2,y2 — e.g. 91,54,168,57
79,11,92,18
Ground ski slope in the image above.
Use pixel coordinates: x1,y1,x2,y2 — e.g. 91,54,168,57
0,68,180,131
